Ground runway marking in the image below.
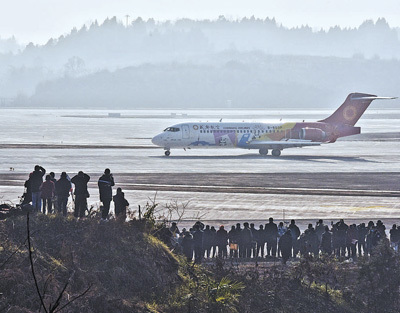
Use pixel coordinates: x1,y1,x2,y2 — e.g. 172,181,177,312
349,206,391,212
120,183,400,197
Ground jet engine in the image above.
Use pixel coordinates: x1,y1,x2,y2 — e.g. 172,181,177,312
299,128,327,142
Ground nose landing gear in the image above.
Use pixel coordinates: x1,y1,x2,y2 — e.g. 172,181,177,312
164,150,171,156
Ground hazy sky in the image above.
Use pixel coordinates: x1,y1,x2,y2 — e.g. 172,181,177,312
1,0,400,44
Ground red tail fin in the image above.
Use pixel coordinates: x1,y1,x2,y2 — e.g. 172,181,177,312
319,93,378,126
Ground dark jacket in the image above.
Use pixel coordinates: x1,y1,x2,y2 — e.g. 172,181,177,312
241,227,253,245
30,167,46,192
279,232,293,254
55,177,72,198
216,228,228,246
40,180,54,199
192,229,203,248
289,224,300,240
71,173,90,196
113,191,129,216
265,222,278,239
98,174,115,201
321,231,332,253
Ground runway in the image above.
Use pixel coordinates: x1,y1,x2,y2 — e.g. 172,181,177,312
0,108,399,222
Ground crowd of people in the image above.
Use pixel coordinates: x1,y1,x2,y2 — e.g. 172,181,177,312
21,165,398,264
23,165,129,222
170,218,397,264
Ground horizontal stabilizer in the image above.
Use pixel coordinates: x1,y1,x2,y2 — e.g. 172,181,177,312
350,96,397,100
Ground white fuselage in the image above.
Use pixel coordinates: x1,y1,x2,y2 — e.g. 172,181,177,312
151,122,289,150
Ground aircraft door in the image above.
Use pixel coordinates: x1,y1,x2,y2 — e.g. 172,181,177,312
182,124,190,139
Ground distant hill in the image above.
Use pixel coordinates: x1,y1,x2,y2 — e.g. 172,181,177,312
27,53,400,109
1,16,400,108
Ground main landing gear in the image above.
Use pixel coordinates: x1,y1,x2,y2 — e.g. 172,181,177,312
164,150,171,156
259,148,268,156
271,149,281,157
259,148,281,156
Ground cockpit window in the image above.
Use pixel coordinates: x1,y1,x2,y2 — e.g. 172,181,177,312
163,127,180,132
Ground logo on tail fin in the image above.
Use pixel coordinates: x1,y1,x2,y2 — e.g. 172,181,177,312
343,105,357,122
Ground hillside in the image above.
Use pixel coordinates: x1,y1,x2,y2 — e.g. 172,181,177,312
0,214,180,312
1,213,400,312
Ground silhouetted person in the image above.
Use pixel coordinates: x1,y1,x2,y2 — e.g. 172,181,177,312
265,217,278,257
370,226,383,251
315,219,325,243
390,224,399,252
192,225,204,263
241,222,253,258
55,172,71,216
169,222,180,237
357,223,368,257
228,225,238,258
336,219,348,257
216,225,228,258
40,175,55,214
376,220,386,238
236,223,243,258
49,172,58,212
71,171,90,218
113,187,129,222
255,225,266,258
320,226,332,255
29,165,46,212
98,168,115,220
250,223,257,258
203,225,213,258
210,226,217,257
277,222,287,257
182,231,193,262
298,230,308,257
288,220,300,258
346,224,358,259
22,176,32,205
365,221,375,255
307,225,320,257
279,230,293,264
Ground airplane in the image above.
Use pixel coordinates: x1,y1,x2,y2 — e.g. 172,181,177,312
151,93,396,156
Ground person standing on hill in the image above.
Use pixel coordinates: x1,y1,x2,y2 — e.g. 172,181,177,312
288,220,300,258
279,230,293,264
320,226,332,255
241,222,253,259
71,171,90,218
192,225,204,263
29,165,46,212
55,172,72,216
216,225,228,258
113,187,129,222
98,168,115,221
228,225,238,258
202,225,213,258
265,217,278,257
182,231,193,262
255,225,266,258
49,172,58,212
40,174,55,214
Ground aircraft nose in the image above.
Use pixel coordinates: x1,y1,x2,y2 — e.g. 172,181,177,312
151,134,163,146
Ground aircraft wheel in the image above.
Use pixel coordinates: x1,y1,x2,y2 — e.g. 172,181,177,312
259,148,268,155
272,149,281,157
165,150,171,156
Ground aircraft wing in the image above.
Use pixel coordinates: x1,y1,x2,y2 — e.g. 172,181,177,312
248,139,322,149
